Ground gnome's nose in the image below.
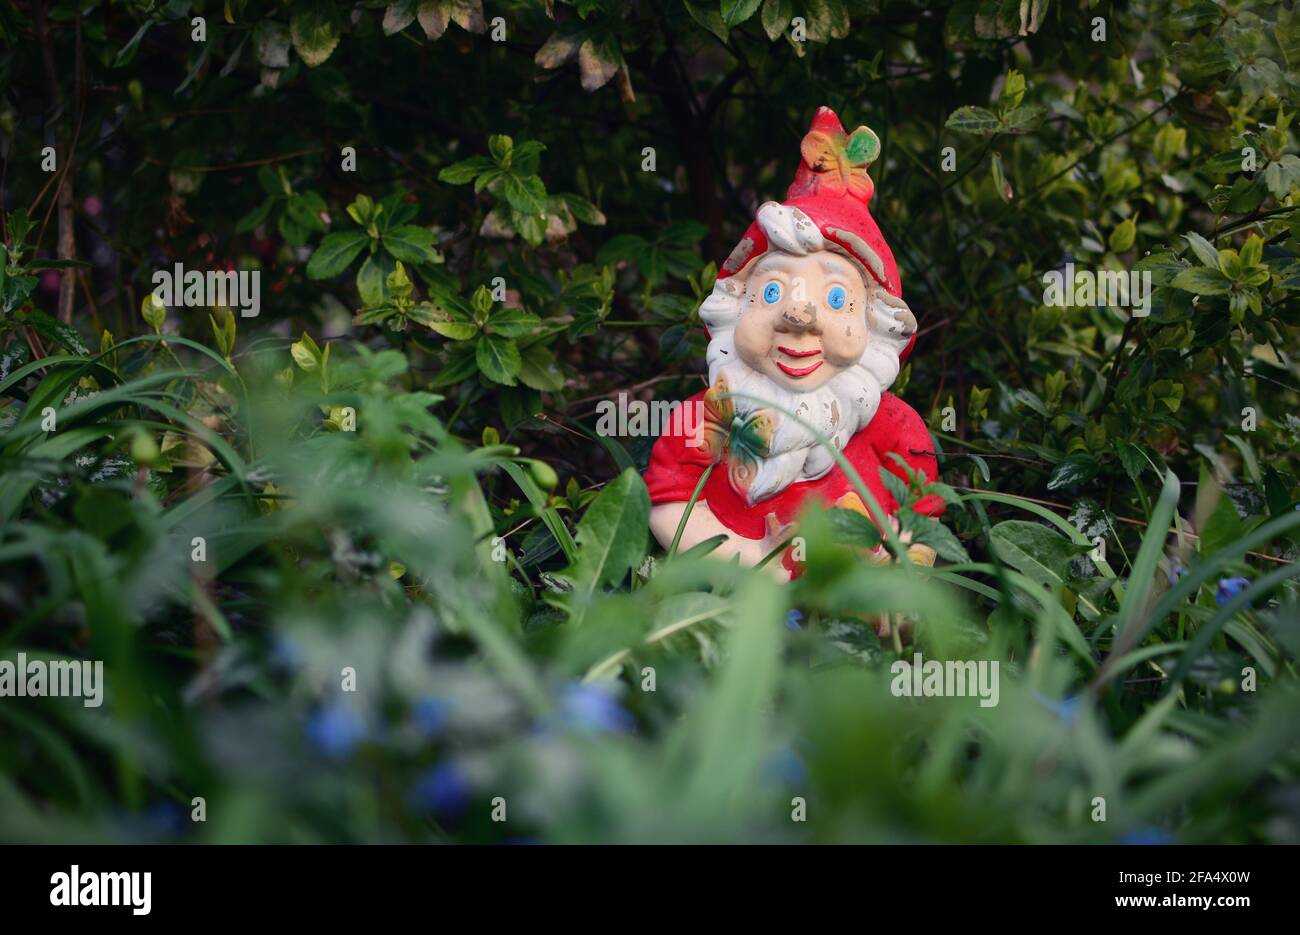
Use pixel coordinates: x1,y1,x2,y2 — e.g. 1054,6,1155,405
776,302,819,333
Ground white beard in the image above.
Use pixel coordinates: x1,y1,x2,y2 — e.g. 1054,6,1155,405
707,346,886,505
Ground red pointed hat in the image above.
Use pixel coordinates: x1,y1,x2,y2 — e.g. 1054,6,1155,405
717,106,915,362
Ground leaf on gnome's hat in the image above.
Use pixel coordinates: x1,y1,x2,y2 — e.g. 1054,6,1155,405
845,126,880,166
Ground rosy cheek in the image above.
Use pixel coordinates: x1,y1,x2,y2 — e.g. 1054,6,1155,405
824,317,867,366
734,315,771,362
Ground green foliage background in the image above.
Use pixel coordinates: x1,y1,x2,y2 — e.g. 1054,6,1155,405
1,0,1299,843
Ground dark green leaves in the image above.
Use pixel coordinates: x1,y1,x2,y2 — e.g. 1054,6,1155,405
307,230,369,279
596,222,708,285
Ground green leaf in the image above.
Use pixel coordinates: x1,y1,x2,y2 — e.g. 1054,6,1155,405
760,0,792,40
24,309,89,355
141,292,167,334
999,69,1026,110
566,468,650,617
475,332,521,385
113,20,154,69
409,302,472,340
438,156,495,185
1046,453,1100,490
500,174,548,217
1002,104,1046,134
989,520,1086,591
518,344,566,391
683,1,729,42
290,8,341,68
290,331,322,372
382,225,440,265
349,253,391,308
1170,266,1231,295
1108,217,1137,253
908,514,971,563
1183,231,1221,269
990,152,1013,201
945,105,1001,135
307,230,369,280
827,507,882,549
561,193,606,225
722,0,763,28
483,307,541,338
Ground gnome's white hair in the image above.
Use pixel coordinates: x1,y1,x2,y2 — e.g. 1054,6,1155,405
699,202,917,505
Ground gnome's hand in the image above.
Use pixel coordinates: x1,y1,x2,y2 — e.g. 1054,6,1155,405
866,515,936,567
759,513,798,583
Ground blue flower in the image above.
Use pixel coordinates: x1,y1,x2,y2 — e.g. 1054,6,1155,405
1166,564,1186,587
559,683,634,734
785,609,804,632
114,800,187,841
412,696,451,738
269,635,301,671
1215,576,1251,606
1119,827,1174,845
410,762,471,820
761,746,808,788
1034,691,1082,727
305,703,367,758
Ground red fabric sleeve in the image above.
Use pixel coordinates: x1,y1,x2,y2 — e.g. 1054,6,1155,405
643,392,712,504
872,393,945,517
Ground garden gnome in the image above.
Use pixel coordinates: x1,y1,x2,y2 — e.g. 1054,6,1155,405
644,106,943,582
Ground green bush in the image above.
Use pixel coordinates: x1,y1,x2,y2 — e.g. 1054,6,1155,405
0,0,1297,843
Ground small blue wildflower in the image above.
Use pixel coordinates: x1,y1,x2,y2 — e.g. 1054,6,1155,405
111,801,187,842
269,635,301,670
1215,576,1251,606
1166,564,1186,587
785,609,804,632
559,682,634,734
761,746,809,788
1034,691,1082,727
410,762,471,819
305,703,367,758
1119,827,1174,845
412,696,451,738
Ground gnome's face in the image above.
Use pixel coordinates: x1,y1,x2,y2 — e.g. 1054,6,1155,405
734,250,871,393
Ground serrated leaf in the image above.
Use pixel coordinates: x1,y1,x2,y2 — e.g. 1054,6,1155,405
945,105,1001,135
290,8,341,68
475,332,521,385
501,174,548,217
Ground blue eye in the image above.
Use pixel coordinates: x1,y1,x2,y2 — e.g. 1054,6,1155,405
762,281,782,304
826,285,847,309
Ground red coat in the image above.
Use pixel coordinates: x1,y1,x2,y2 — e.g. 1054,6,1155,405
644,390,942,541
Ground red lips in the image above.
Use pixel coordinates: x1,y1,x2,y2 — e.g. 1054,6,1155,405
775,346,824,378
